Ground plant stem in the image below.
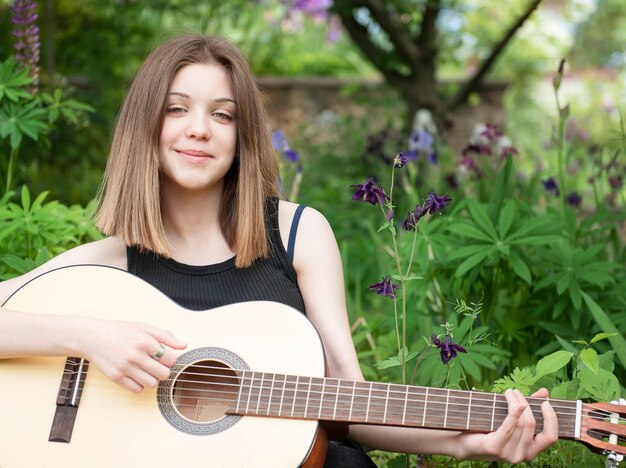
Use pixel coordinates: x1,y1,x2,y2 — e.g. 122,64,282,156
6,148,18,194
554,89,567,216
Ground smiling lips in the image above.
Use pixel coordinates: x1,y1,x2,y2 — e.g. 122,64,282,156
175,149,213,162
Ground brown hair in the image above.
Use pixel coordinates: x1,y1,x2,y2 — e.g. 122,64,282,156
96,35,281,267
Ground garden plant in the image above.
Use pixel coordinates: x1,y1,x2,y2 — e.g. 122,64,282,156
1,0,625,467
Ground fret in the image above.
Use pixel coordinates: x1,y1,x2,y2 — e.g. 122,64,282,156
308,377,324,419
245,371,255,413
255,373,265,413
402,385,408,425
303,377,312,418
422,387,429,426
352,381,372,422
333,378,339,419
278,374,286,416
234,370,247,413
290,376,299,417
491,392,497,431
282,375,298,418
317,379,325,419
466,391,472,430
365,382,373,422
348,381,357,420
443,389,450,428
266,373,276,415
383,383,390,423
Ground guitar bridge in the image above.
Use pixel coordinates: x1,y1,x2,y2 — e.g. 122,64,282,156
48,357,89,443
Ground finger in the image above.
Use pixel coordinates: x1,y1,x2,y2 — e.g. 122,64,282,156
144,325,187,350
531,387,549,398
119,376,144,394
492,389,523,443
148,341,178,368
529,399,559,457
126,365,160,390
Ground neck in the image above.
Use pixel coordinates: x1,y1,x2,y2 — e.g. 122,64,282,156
160,183,233,265
230,371,580,439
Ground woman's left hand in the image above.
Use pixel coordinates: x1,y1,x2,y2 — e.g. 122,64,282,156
454,388,559,463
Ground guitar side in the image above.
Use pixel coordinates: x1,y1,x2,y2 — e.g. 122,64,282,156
0,265,326,468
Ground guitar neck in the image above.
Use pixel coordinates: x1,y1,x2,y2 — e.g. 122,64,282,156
231,370,579,439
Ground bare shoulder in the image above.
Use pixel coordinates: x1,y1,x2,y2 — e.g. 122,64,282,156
0,237,127,303
277,200,334,246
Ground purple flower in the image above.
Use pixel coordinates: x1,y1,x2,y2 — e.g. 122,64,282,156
543,177,560,196
368,275,399,299
462,144,491,157
500,146,518,158
351,177,389,205
407,130,436,164
566,192,582,207
431,334,467,365
272,130,300,165
402,204,424,231
10,0,40,91
608,176,622,190
422,193,452,215
385,209,394,221
480,123,504,143
393,152,409,168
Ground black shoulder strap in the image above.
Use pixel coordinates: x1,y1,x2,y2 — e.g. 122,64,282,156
287,204,306,262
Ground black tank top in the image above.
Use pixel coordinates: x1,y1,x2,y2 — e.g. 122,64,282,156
126,198,306,313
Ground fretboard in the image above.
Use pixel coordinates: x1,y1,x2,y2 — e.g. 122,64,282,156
230,370,578,438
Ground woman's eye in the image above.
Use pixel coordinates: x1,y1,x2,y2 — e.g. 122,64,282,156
166,106,186,114
213,112,234,122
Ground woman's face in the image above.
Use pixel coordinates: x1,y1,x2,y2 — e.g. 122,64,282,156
158,63,237,195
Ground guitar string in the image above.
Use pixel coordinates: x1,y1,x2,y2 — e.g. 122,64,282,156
56,375,626,443
61,373,626,429
59,365,625,424
61,357,624,419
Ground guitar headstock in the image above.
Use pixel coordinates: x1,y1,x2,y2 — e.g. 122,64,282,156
580,399,626,457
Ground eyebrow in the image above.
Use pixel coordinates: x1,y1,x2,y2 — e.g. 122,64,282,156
168,92,237,105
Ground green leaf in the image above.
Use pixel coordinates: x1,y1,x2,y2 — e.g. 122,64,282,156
509,250,531,283
20,185,31,212
550,379,581,400
578,367,620,402
534,350,574,380
454,250,490,277
579,348,599,375
447,222,495,242
556,273,570,295
582,292,626,371
467,201,498,240
589,333,617,344
487,155,512,221
568,277,582,310
447,244,492,261
492,367,534,394
498,199,516,239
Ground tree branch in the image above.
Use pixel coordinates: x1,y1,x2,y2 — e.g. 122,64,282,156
333,2,406,88
415,0,441,63
362,0,421,67
447,0,544,112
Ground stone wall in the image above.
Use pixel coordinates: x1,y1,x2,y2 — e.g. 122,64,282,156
257,76,510,156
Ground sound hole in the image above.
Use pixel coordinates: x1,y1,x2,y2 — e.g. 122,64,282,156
172,360,238,423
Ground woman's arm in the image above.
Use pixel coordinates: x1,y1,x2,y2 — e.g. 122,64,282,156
0,237,186,393
291,206,558,462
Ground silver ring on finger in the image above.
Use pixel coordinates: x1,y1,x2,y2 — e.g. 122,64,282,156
152,343,166,361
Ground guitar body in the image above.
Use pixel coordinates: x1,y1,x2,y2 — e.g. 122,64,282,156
0,265,326,468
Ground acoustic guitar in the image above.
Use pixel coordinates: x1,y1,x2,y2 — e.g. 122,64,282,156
1,265,624,467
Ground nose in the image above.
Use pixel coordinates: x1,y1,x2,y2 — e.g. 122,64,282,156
185,113,211,140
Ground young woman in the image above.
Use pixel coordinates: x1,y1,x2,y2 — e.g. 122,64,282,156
0,35,557,466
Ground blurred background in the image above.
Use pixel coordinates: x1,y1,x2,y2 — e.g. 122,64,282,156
1,1,624,465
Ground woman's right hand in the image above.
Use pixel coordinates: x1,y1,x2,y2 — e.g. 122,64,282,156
78,318,187,393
